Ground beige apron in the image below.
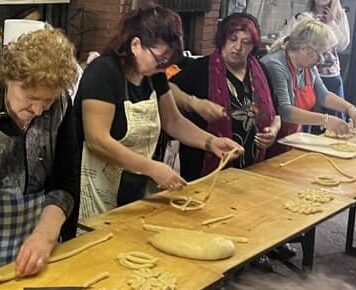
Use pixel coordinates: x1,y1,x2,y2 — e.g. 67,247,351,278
79,81,161,220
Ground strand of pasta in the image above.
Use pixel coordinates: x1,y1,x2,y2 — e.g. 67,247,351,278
0,233,113,284
49,233,113,262
279,152,356,186
82,271,110,288
201,214,235,226
170,147,240,211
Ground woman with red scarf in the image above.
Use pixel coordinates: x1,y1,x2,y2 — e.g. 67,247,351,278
170,13,288,271
170,13,280,179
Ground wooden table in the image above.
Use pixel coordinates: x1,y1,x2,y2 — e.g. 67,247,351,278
247,148,356,256
1,169,354,289
81,169,354,273
0,229,223,290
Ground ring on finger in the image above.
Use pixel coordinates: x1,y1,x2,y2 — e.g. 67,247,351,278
36,257,44,267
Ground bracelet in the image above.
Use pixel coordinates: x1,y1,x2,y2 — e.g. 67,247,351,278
205,136,213,151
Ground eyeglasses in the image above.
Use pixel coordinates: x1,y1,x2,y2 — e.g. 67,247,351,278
147,47,169,69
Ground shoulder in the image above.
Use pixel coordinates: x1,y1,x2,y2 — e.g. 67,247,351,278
261,51,288,72
82,55,122,82
171,55,209,82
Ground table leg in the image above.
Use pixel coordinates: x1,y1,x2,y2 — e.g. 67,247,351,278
301,227,315,272
345,206,356,256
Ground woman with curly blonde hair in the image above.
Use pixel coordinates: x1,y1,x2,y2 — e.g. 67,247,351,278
0,29,79,277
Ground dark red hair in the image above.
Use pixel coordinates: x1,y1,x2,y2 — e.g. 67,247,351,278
103,6,183,71
215,13,261,50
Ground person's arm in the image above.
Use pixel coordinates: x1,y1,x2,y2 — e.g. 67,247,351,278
15,205,66,277
159,90,244,159
255,115,281,149
169,82,226,122
328,10,350,51
323,92,356,125
82,99,186,190
16,98,79,277
262,56,349,134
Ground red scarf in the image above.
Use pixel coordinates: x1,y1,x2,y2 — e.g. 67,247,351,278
201,49,276,175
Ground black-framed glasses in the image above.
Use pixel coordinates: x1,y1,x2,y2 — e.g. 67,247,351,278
147,47,169,69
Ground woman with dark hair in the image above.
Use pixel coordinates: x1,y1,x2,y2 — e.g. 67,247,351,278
74,7,243,220
170,13,280,179
170,13,288,271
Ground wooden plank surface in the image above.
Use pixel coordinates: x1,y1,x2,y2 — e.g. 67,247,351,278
0,229,222,290
247,149,356,198
80,169,355,274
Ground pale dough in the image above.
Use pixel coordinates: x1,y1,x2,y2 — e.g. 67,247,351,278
118,251,158,270
297,188,334,203
280,152,356,187
324,129,352,139
284,188,334,215
169,147,240,211
330,142,356,152
148,228,235,260
127,268,177,290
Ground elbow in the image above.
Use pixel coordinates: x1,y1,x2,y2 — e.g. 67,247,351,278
85,133,109,154
278,106,292,123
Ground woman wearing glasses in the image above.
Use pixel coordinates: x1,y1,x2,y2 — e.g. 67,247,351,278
261,16,356,154
74,7,243,220
284,0,350,122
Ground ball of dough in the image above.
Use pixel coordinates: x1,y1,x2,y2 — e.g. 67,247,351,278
148,229,235,260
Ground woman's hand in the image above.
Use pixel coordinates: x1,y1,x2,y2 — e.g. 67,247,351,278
255,126,278,149
15,230,56,277
347,106,356,128
191,98,227,123
151,161,187,191
327,115,350,135
319,7,334,24
208,137,244,160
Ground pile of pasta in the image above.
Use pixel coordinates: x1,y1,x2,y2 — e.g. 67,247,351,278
283,188,334,215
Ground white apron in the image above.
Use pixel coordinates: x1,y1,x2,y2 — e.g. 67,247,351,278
79,81,161,220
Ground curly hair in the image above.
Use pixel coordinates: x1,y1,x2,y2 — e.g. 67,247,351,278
0,29,77,92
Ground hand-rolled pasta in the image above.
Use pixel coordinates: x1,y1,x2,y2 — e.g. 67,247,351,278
148,228,235,260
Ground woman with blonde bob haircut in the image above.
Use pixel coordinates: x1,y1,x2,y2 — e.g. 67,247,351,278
262,17,356,154
283,0,350,122
0,29,79,276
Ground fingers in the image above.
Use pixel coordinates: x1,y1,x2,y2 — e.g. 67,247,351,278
255,132,275,149
157,173,187,192
16,249,46,277
200,101,228,122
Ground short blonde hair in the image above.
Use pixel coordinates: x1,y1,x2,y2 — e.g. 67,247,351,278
0,29,77,92
269,16,337,54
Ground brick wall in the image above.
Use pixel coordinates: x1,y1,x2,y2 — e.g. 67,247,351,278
67,0,221,60
195,0,221,55
67,0,132,61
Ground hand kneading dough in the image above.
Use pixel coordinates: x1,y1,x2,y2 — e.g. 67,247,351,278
148,228,235,260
